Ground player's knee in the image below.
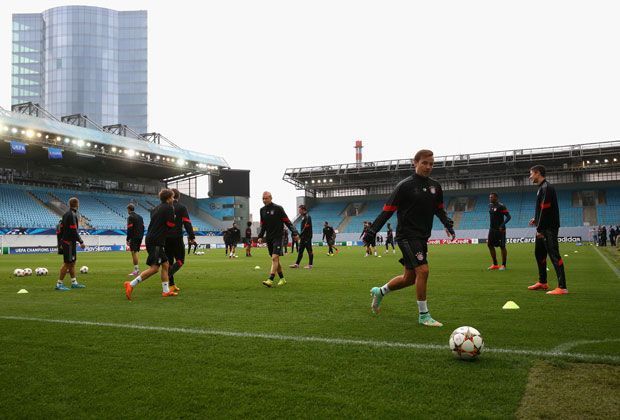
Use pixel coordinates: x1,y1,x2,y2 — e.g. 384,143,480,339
416,264,429,276
177,260,184,267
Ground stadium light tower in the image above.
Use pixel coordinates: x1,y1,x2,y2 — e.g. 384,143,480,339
355,140,363,167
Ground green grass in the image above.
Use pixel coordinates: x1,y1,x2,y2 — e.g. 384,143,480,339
1,243,618,418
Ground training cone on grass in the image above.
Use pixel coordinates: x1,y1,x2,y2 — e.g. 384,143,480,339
502,301,519,310
17,289,28,294
254,266,261,270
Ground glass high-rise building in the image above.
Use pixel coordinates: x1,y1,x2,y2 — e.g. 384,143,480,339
12,6,147,133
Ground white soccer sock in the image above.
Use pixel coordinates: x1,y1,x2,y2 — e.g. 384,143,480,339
380,284,390,296
57,280,63,286
130,276,142,287
71,278,78,285
134,265,139,271
417,300,428,314
162,282,170,293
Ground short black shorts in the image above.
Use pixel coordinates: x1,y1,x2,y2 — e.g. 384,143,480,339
386,237,394,245
165,237,185,263
397,238,428,269
367,238,377,247
128,237,143,252
61,241,77,264
146,244,168,266
267,239,283,256
488,229,506,248
327,238,335,246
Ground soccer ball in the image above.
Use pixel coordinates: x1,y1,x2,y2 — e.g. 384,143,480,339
449,326,484,360
80,266,89,274
23,268,33,276
14,269,25,277
35,267,48,276
218,179,223,184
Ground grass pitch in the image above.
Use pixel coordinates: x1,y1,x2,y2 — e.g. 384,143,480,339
1,243,618,418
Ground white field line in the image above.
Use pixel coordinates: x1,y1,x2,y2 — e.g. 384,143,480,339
1,315,619,364
592,246,620,278
552,338,620,353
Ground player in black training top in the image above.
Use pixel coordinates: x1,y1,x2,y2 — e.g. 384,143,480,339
487,192,511,271
527,165,568,295
257,191,298,287
124,189,177,300
290,205,314,269
322,221,338,255
226,222,241,258
126,203,145,277
55,197,87,291
384,223,395,253
366,149,455,327
165,189,196,292
244,221,253,257
282,227,290,254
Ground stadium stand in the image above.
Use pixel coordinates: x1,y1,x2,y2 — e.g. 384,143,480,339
597,187,620,225
301,189,617,234
0,184,218,231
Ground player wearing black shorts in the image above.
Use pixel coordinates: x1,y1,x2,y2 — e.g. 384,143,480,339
528,165,568,295
322,222,338,255
244,222,253,257
55,197,86,291
226,223,241,258
487,193,511,270
291,205,314,269
126,204,145,276
385,223,395,253
166,189,196,292
124,189,177,300
257,191,298,287
366,149,455,327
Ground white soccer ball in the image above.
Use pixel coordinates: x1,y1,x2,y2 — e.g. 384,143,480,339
23,268,33,276
42,268,49,276
35,267,43,276
218,179,223,184
14,269,25,277
449,326,484,360
79,266,89,274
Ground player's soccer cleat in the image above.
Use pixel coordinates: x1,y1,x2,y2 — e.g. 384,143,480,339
262,279,274,288
162,291,178,297
71,282,86,289
528,281,549,291
128,270,139,276
289,264,299,268
419,313,443,327
370,287,383,314
124,281,133,300
277,278,287,286
546,287,568,295
498,265,506,271
487,265,500,270
169,285,180,292
55,284,70,291
303,265,312,269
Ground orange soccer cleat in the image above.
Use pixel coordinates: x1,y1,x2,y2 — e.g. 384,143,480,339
162,291,178,297
169,285,180,293
487,265,500,270
124,281,133,300
546,288,568,295
527,281,549,291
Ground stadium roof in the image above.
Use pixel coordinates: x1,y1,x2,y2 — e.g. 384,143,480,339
0,105,228,181
284,140,620,193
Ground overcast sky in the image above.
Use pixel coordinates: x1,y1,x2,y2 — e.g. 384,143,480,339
3,1,620,218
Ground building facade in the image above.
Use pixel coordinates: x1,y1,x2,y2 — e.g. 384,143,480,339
12,6,147,133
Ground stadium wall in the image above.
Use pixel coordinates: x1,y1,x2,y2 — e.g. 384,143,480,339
311,226,592,243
